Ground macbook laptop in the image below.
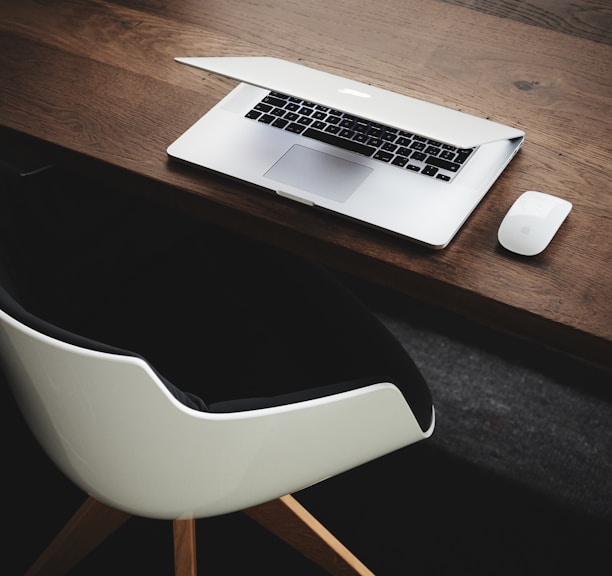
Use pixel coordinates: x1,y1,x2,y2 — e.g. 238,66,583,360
167,57,524,248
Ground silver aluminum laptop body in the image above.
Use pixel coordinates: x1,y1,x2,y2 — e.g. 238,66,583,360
167,57,524,248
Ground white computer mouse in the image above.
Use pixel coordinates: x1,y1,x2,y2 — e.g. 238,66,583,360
498,191,572,256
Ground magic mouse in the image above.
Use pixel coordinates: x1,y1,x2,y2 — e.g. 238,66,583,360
498,191,572,256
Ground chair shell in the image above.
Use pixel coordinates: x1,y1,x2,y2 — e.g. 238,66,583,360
1,306,434,521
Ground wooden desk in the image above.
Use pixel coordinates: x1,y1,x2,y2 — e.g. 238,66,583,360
1,0,610,368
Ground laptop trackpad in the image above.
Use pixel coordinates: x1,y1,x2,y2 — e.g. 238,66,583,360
265,145,372,203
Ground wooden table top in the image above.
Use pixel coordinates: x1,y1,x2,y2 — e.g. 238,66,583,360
1,0,610,368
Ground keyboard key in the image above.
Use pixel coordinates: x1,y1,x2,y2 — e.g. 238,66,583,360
426,156,460,172
263,96,287,107
396,147,411,157
455,149,474,164
255,103,273,113
286,123,306,134
374,150,394,162
258,114,275,124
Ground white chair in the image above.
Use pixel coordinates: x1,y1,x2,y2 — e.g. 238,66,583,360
0,281,434,575
0,179,434,574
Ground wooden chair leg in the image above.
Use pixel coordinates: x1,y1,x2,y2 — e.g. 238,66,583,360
25,495,131,576
243,494,375,576
173,518,197,576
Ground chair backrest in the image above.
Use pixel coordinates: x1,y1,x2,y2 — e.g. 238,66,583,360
1,283,433,520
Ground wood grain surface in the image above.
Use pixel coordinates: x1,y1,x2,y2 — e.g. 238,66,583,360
443,0,611,44
0,0,610,367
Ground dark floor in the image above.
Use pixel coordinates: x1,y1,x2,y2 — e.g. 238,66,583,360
3,162,611,575
6,379,611,576
5,270,611,575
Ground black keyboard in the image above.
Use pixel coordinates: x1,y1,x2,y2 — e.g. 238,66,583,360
245,91,476,182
